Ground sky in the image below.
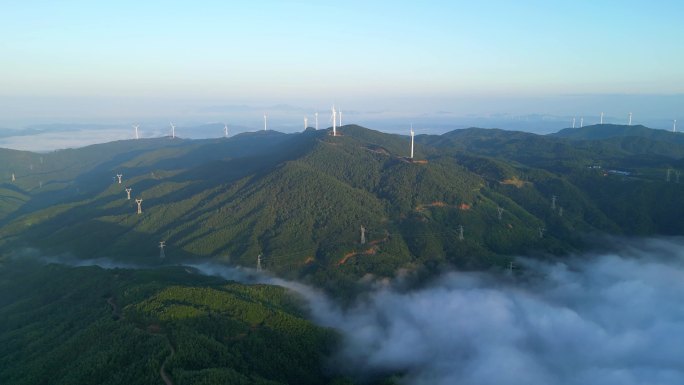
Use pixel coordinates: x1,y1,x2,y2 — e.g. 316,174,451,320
1,0,683,131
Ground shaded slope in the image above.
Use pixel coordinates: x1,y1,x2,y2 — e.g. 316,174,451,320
0,261,342,385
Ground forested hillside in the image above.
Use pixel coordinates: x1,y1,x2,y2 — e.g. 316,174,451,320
2,124,684,294
0,261,352,385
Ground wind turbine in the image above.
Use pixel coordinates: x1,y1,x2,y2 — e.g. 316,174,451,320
628,112,633,126
133,124,140,140
600,112,604,125
410,124,415,159
580,117,584,128
170,122,176,139
224,123,228,138
304,116,308,129
264,113,268,131
674,119,677,133
331,105,337,136
315,112,319,130
572,117,576,129
339,109,343,126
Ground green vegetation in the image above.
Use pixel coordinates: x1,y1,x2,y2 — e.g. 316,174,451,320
2,124,684,295
2,123,683,384
0,261,348,385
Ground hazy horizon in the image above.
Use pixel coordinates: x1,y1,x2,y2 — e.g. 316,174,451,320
2,1,682,132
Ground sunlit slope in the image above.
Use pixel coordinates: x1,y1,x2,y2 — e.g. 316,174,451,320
3,124,684,285
0,127,604,276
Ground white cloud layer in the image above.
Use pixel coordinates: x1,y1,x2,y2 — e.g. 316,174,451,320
310,238,684,385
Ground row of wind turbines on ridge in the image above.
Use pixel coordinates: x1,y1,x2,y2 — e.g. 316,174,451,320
572,112,677,132
130,105,348,140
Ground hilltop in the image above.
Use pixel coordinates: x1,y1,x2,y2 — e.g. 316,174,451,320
2,124,684,294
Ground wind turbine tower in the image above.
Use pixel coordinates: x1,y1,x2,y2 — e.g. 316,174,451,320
135,198,143,214
315,112,319,130
580,117,584,128
304,116,308,129
572,117,576,129
410,125,415,159
257,254,263,272
458,225,464,241
264,113,268,131
497,206,505,221
674,120,677,133
339,109,343,126
628,112,633,126
538,227,546,238
331,105,337,136
224,123,229,138
11,173,15,182
125,187,132,200
170,122,176,139
600,112,604,125
116,174,123,184
133,124,140,140
159,241,166,259
360,225,366,244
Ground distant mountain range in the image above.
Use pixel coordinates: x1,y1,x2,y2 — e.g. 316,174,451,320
2,123,683,294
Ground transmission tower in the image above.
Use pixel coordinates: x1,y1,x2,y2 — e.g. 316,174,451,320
508,261,515,275
125,187,132,200
257,254,262,272
135,198,143,214
159,241,166,259
360,225,366,245
458,225,464,241
11,173,15,182
551,195,557,210
497,206,504,221
116,174,123,184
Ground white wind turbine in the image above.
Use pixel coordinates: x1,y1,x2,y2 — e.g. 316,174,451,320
133,124,140,140
170,122,176,139
224,123,229,138
331,105,337,136
410,124,415,159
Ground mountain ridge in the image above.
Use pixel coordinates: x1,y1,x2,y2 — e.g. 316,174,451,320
2,124,684,295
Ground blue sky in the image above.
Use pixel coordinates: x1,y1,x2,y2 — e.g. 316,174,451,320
0,0,682,129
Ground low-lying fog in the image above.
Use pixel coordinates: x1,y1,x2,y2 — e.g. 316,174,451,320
41,237,684,385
